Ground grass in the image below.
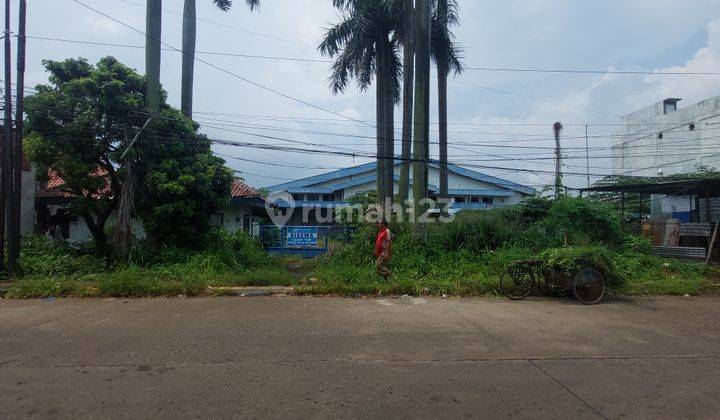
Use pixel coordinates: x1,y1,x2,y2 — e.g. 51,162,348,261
4,198,720,299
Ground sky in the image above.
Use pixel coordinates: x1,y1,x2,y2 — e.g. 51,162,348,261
13,0,720,190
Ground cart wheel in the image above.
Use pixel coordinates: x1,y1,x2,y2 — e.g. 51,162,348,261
573,268,605,305
499,266,532,300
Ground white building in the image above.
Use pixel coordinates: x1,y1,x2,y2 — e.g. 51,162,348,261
36,175,265,244
267,161,536,225
612,95,720,177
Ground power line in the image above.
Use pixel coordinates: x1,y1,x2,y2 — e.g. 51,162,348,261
26,34,720,76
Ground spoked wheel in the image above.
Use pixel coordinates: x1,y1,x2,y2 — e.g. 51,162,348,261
572,268,605,305
499,265,533,300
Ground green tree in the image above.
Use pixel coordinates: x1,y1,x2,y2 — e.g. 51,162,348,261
134,110,233,248
431,0,462,201
181,0,261,117
24,57,232,252
319,0,404,205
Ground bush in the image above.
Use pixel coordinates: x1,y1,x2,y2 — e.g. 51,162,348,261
540,246,621,287
543,197,624,247
18,235,105,277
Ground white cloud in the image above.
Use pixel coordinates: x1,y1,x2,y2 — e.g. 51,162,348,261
626,18,720,109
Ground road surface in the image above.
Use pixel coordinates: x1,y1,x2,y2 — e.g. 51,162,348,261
1,295,719,419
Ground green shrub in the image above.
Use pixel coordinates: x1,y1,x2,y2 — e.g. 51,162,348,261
18,235,105,277
540,246,621,286
543,197,624,246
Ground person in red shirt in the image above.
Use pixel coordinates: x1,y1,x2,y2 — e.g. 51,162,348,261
374,220,392,280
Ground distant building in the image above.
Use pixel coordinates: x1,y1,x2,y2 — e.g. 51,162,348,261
267,161,536,225
36,174,265,243
612,95,720,177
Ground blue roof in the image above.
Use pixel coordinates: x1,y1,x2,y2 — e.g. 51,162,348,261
268,160,535,196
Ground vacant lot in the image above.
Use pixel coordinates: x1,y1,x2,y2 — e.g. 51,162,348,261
1,296,719,419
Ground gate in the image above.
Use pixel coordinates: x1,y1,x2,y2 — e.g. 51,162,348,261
259,225,354,258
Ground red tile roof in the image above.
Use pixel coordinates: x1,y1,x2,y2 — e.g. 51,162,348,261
38,169,113,200
232,178,260,198
39,173,259,201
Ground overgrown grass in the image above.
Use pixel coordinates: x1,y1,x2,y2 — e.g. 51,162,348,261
5,197,720,299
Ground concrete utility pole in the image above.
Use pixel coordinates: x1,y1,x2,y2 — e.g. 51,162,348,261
8,0,27,275
585,124,590,188
553,122,563,200
1,0,12,272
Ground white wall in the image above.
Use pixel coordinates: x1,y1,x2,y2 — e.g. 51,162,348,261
612,95,720,176
21,169,35,234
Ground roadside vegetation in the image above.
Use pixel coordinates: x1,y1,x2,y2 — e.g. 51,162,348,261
3,197,719,299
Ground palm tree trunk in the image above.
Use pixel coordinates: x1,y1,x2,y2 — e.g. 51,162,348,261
412,0,431,218
398,0,414,205
181,0,196,117
375,43,386,204
380,36,395,206
146,0,162,113
438,63,448,201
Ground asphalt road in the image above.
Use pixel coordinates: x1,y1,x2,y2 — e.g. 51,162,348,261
1,295,719,419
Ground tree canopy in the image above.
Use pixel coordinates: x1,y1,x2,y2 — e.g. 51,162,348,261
24,56,232,251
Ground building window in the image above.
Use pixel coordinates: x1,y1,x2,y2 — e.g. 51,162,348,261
292,193,303,201
482,197,494,205
321,194,333,202
470,197,480,203
306,193,319,201
455,197,467,203
242,216,252,233
658,133,664,140
689,123,696,131
211,213,224,227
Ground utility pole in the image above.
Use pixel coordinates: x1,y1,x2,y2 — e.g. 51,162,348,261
585,124,590,188
553,122,563,200
9,0,27,275
1,0,12,273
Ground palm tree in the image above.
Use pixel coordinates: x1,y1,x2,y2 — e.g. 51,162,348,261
397,0,414,204
181,0,261,117
412,0,431,215
146,0,162,113
319,0,404,205
431,0,462,201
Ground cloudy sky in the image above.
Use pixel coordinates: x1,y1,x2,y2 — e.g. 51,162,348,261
15,0,720,190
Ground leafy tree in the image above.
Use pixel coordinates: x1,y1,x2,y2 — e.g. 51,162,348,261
181,0,261,117
134,110,233,248
319,0,404,204
24,57,232,252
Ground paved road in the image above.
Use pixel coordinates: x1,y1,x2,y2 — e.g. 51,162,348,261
1,295,719,419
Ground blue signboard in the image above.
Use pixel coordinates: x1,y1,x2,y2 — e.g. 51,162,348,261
287,227,319,247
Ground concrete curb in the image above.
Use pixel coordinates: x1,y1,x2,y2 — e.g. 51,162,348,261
207,286,294,297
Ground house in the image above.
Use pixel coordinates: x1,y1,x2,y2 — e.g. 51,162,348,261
612,95,720,177
35,173,266,243
267,161,535,225
212,179,266,236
